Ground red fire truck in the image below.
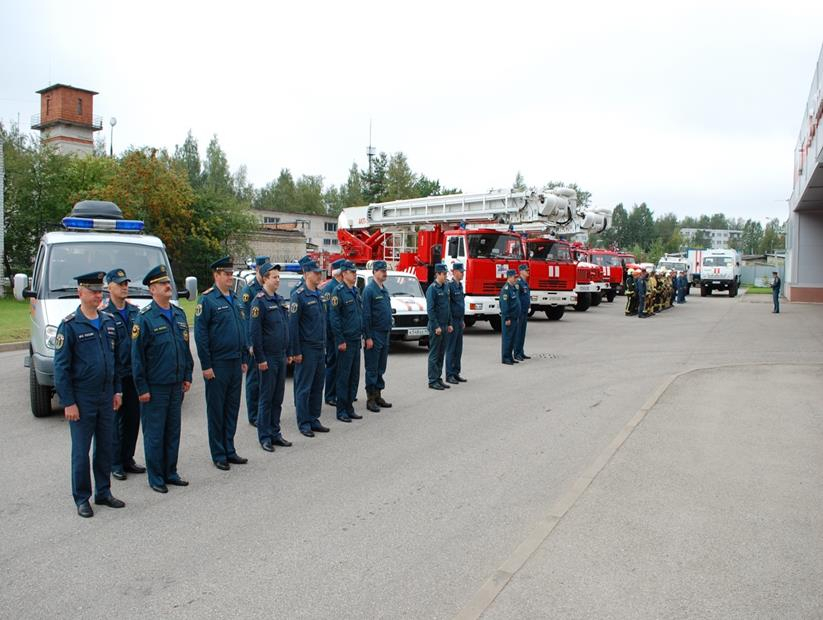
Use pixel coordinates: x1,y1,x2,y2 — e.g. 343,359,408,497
587,248,625,302
336,189,610,330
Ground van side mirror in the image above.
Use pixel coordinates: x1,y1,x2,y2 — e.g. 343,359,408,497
185,276,198,301
13,273,30,301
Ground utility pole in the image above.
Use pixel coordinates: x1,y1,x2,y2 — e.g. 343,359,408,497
366,119,375,174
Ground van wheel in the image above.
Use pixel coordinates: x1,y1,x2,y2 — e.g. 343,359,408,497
545,306,565,321
590,292,602,306
464,316,477,327
489,316,502,332
729,283,737,297
30,363,54,418
605,289,616,303
574,293,591,312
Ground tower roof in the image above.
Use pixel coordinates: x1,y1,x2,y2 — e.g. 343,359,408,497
36,83,98,96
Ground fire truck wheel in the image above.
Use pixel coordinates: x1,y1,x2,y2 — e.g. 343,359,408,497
489,316,502,332
574,293,591,312
545,306,565,321
464,316,477,327
605,289,616,303
528,308,536,317
700,285,708,297
590,292,602,306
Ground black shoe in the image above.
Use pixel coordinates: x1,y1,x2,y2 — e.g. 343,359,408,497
273,436,293,447
436,379,450,389
124,463,146,474
77,501,94,518
514,356,524,361
227,455,248,465
429,382,445,390
349,412,363,420
445,376,459,384
214,461,230,471
150,484,169,493
367,399,380,412
325,399,337,407
375,391,393,407
455,375,467,382
353,397,358,402
301,429,315,438
166,478,189,486
261,442,274,452
521,354,532,359
95,495,126,508
112,471,127,481
337,416,352,423
249,420,258,428
502,360,514,365
312,424,330,433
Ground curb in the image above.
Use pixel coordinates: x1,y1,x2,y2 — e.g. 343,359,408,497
0,341,28,353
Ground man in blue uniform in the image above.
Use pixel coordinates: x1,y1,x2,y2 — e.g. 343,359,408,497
131,265,194,493
445,262,467,384
54,271,125,518
195,257,250,471
499,269,521,365
362,260,394,412
514,264,531,361
249,262,293,452
329,261,364,422
426,263,452,390
635,270,649,318
290,259,331,437
101,268,144,481
240,256,268,427
322,259,346,408
771,271,781,314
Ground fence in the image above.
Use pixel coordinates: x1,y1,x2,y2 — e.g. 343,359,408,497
741,265,783,290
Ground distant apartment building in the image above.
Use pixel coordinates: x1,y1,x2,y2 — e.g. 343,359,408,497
252,209,341,253
680,228,743,249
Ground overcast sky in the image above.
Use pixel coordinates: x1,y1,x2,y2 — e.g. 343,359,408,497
2,1,822,223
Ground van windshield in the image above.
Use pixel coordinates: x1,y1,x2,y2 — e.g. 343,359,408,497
47,242,171,299
703,256,733,267
467,234,523,259
382,275,424,297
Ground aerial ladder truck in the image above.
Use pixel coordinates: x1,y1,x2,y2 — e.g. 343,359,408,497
336,187,611,330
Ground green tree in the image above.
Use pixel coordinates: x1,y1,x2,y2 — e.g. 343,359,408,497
512,171,527,191
708,213,729,230
740,219,764,254
383,153,417,201
691,229,712,249
627,202,655,250
173,131,203,189
341,163,364,207
294,175,326,214
759,218,785,254
362,152,388,204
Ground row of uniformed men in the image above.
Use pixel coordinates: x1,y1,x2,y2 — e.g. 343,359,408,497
623,269,688,318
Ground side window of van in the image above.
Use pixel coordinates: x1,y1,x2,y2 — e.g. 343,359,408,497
32,245,46,295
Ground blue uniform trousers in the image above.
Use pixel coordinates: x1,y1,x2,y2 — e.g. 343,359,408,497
514,312,528,358
205,360,242,463
445,321,464,378
69,394,114,506
324,336,337,403
773,289,780,313
428,331,446,384
245,352,259,424
364,331,390,392
294,345,324,432
112,376,140,474
335,341,361,418
501,318,516,362
141,383,183,488
257,355,286,444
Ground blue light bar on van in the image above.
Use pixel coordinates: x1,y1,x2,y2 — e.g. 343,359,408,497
62,217,145,232
282,263,303,272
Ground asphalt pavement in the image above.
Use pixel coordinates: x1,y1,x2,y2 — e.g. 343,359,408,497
1,290,821,619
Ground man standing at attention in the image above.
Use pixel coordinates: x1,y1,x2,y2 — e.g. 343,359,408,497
329,261,364,423
426,263,452,390
54,271,125,518
240,256,268,427
445,262,467,384
514,263,531,361
290,259,331,437
101,269,144,482
771,271,781,314
195,256,250,471
131,265,193,494
362,260,394,412
322,259,346,408
499,269,521,365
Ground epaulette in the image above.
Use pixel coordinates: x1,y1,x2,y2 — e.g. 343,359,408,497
140,303,152,314
256,291,266,298
295,286,305,295
100,310,115,319
63,312,76,322
202,287,214,295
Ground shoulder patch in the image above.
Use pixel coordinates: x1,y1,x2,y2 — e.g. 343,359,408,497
331,296,339,306
131,324,140,340
290,302,298,313
55,333,65,350
195,303,203,316
242,293,250,303
251,306,260,318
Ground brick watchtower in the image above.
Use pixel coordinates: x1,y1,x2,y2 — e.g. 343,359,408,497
31,84,102,156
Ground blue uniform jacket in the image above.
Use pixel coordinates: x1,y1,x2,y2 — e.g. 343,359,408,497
289,285,326,355
426,281,451,331
100,299,139,378
54,308,121,408
636,277,647,298
362,280,393,339
194,287,249,369
131,302,194,394
517,277,531,314
240,278,263,341
329,282,363,345
499,282,521,321
447,280,465,321
249,290,289,359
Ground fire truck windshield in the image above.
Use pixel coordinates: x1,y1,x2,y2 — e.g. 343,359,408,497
530,242,571,262
467,233,523,260
590,253,622,267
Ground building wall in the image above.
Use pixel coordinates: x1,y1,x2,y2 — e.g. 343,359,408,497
40,86,95,128
42,123,94,155
680,228,743,249
252,209,340,252
238,230,306,266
